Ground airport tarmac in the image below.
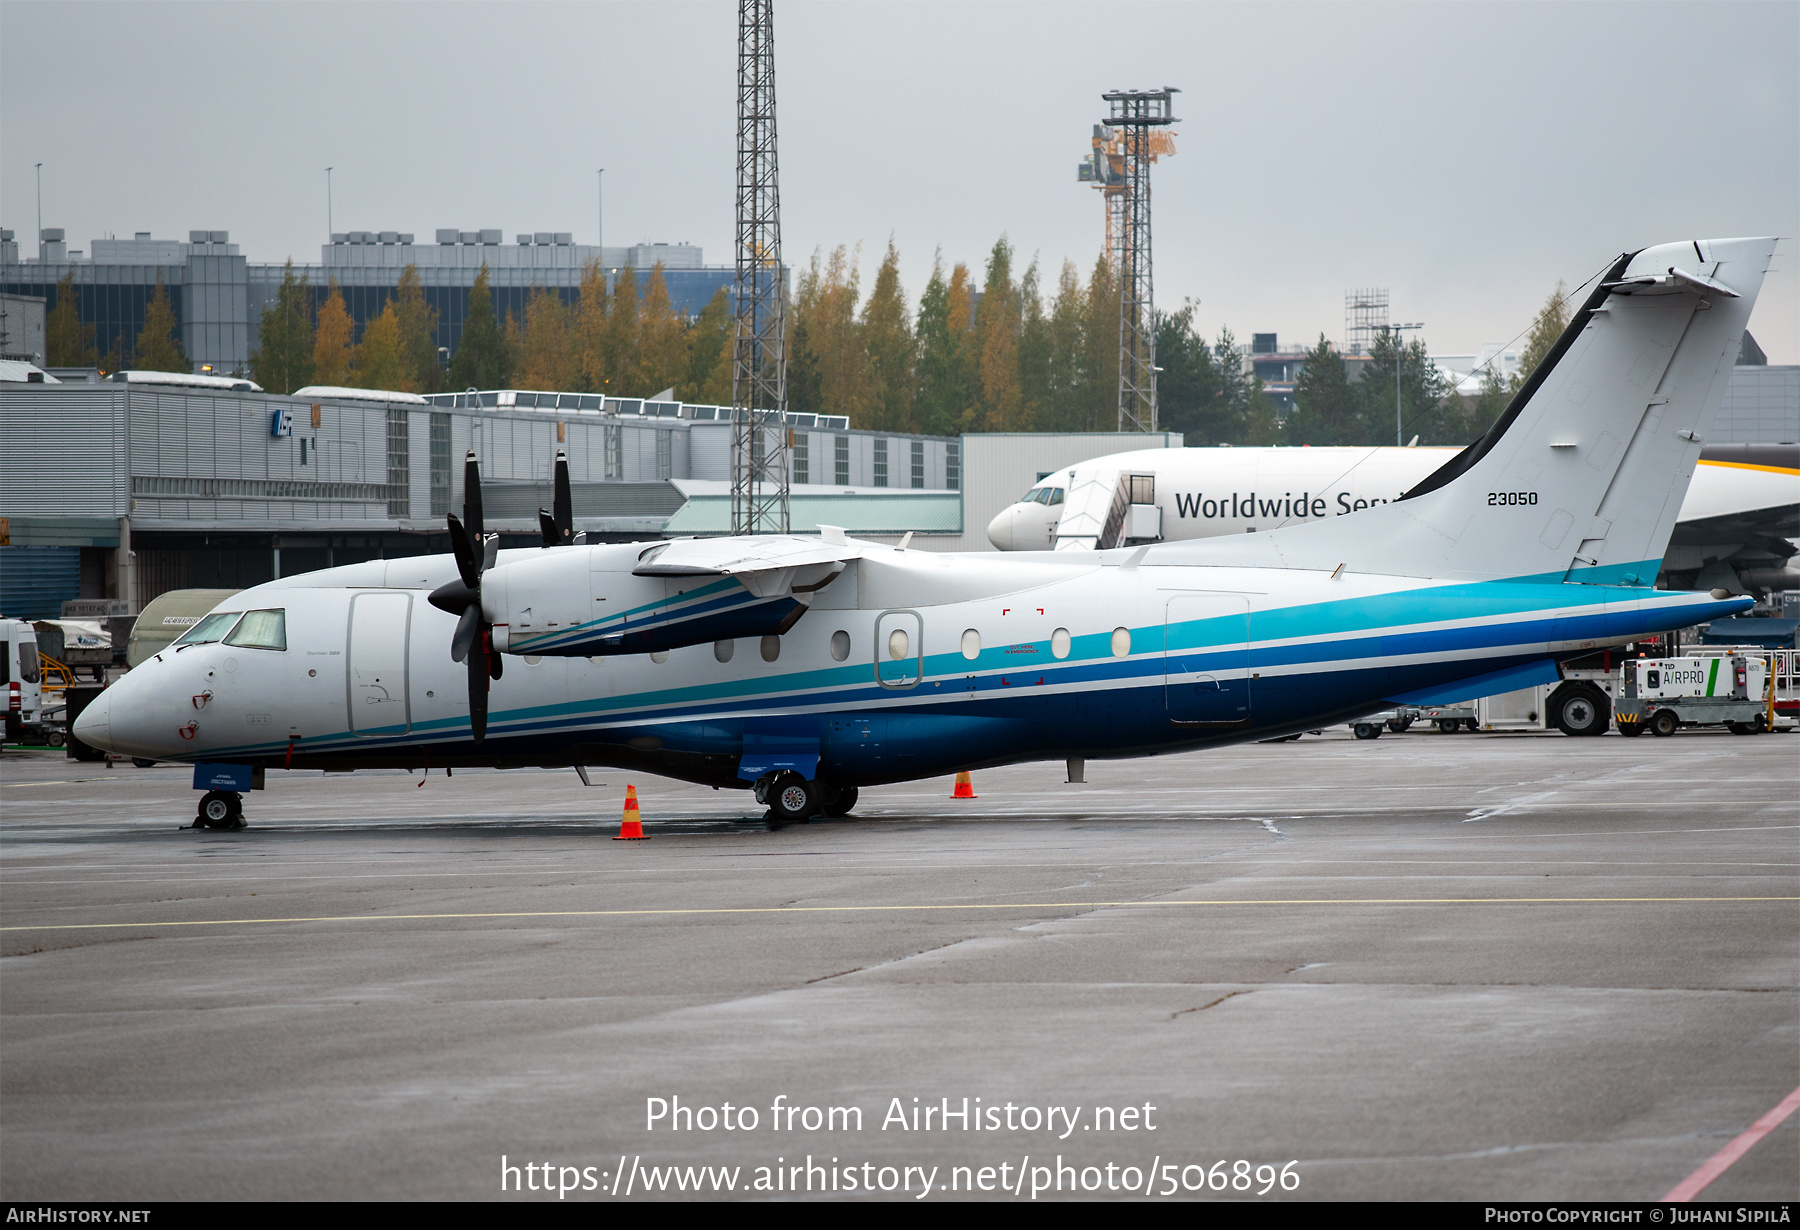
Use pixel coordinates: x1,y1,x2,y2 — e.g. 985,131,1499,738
1,727,1794,1202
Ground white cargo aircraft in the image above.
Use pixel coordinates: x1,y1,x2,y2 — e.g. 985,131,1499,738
989,418,1797,596
77,238,1774,828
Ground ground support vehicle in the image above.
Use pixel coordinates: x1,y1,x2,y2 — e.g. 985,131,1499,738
1469,655,1625,736
1419,701,1480,733
1,617,43,744
1613,653,1770,736
1348,707,1419,739
1680,645,1795,732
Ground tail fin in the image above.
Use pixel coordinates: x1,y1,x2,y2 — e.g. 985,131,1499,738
1170,237,1776,582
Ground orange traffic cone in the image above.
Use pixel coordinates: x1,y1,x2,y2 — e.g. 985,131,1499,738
952,771,977,799
614,784,648,840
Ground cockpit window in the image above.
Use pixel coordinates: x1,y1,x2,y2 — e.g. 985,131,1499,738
1046,487,1064,506
174,612,243,648
224,609,287,651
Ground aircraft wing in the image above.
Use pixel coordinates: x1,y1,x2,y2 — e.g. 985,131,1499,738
633,533,867,597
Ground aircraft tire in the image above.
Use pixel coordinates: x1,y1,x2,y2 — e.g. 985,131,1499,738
766,774,820,825
1551,684,1611,737
197,790,243,829
132,757,157,768
1649,709,1679,737
822,785,858,817
1352,723,1382,740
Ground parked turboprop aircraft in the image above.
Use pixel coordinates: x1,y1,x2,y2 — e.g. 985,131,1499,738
988,434,1798,594
76,238,1774,828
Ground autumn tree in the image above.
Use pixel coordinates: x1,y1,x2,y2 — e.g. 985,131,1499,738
393,265,441,393
448,264,511,390
1017,259,1049,433
574,259,610,394
683,286,733,404
1079,255,1119,430
970,237,1023,431
601,266,640,396
1512,279,1570,393
312,280,355,387
634,266,687,396
1039,261,1087,431
45,272,97,368
133,276,188,373
862,239,914,431
518,287,575,391
789,245,869,421
912,253,969,437
249,261,314,393
354,303,406,391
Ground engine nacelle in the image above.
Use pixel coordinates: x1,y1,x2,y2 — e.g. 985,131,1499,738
482,543,822,657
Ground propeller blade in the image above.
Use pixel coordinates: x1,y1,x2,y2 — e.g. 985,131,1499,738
488,640,504,680
467,644,488,742
462,451,484,543
538,508,559,547
482,534,499,572
450,605,480,663
445,514,481,591
553,449,573,543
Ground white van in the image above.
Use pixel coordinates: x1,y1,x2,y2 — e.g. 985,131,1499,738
1,617,43,742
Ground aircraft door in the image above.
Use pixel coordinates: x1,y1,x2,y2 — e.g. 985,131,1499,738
875,609,923,689
1165,594,1251,726
347,592,412,735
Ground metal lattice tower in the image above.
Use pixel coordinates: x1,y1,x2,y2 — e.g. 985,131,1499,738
1100,88,1178,434
1344,288,1389,356
730,0,789,535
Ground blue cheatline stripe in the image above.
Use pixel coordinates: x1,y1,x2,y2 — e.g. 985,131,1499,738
201,569,1746,760
1385,659,1561,706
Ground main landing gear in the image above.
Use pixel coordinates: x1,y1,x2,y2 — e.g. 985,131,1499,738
194,789,246,830
755,772,858,825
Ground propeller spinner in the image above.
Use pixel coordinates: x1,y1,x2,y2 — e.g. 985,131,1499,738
428,451,502,741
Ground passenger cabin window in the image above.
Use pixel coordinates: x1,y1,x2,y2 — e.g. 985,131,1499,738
224,609,287,651
174,612,243,648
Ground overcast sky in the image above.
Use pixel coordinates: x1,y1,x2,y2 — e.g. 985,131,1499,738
3,0,1795,361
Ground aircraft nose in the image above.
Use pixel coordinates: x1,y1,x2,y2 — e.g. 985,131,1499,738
72,689,113,752
987,505,1019,550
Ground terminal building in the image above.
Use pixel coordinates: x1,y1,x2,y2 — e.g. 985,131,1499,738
0,226,732,377
0,366,1197,620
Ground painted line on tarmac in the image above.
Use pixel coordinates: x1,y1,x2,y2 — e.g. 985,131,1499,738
4,895,1796,933
1664,1084,1800,1201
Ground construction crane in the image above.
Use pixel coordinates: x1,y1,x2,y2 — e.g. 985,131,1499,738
1078,87,1178,433
729,0,790,535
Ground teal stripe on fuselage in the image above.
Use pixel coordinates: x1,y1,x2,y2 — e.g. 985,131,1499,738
200,565,1739,760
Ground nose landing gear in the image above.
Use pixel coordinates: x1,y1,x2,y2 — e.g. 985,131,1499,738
194,789,246,830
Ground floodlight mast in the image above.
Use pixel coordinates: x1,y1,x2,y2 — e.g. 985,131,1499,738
729,0,789,535
1101,88,1178,434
